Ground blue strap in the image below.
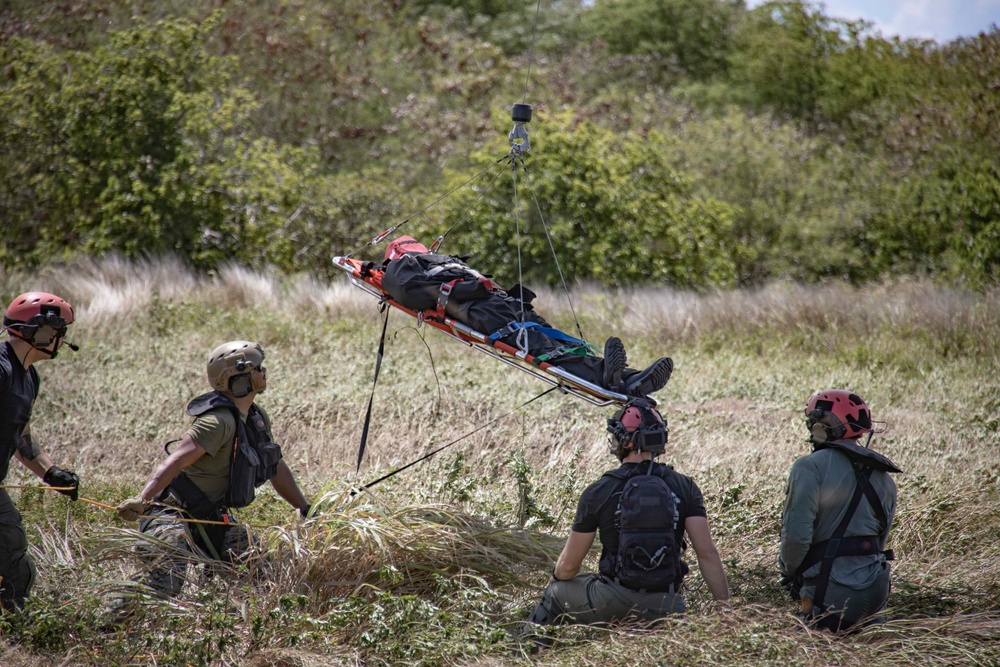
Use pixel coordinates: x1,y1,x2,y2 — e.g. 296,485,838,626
488,320,588,346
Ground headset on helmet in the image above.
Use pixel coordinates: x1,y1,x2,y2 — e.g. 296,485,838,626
607,398,668,460
207,341,266,398
805,389,873,443
4,292,74,348
385,235,429,262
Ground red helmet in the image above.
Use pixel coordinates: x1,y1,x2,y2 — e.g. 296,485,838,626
385,235,429,262
607,398,668,458
4,292,75,344
805,389,872,442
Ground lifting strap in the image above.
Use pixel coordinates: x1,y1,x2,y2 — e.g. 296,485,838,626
356,304,390,473
487,320,596,351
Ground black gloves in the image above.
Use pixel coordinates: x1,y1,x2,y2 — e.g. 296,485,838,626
43,465,80,501
779,574,802,601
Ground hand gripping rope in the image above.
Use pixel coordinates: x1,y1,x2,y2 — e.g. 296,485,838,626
0,484,263,528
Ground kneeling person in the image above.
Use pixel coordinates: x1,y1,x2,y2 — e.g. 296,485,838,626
526,399,730,627
780,390,900,632
116,341,310,597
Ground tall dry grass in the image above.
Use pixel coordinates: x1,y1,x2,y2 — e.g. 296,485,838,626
1,256,998,666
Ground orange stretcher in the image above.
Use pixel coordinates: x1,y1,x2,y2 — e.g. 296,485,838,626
333,255,632,407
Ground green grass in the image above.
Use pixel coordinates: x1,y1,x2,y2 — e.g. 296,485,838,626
1,257,999,665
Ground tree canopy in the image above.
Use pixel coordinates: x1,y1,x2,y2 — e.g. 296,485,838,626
1,0,997,287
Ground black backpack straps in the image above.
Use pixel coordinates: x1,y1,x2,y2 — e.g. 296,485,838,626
809,464,874,610
857,468,890,538
596,468,631,518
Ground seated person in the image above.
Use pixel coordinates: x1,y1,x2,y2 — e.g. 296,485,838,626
523,399,730,635
379,236,672,397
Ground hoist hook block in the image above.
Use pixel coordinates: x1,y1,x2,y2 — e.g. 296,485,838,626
511,103,532,124
509,103,532,155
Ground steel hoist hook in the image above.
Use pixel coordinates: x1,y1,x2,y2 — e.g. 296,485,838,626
508,103,532,158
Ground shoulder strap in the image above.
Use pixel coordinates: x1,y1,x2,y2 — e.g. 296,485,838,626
27,364,40,395
857,469,890,537
0,346,11,393
596,468,633,517
808,464,888,610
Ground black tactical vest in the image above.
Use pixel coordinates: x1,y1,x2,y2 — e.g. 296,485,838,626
185,391,283,509
0,342,40,483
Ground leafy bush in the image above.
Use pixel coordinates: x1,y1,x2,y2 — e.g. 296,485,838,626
668,109,898,284
425,111,739,288
866,154,1000,286
584,0,741,81
0,16,317,272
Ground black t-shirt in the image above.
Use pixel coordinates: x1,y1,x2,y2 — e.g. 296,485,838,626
572,461,707,580
0,341,40,483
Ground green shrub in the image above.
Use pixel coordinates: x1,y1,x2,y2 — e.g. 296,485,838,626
0,16,317,272
426,111,739,288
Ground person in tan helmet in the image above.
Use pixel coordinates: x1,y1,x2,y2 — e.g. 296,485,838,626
116,340,309,598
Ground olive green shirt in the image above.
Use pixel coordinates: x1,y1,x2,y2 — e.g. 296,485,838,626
183,404,272,506
780,445,897,596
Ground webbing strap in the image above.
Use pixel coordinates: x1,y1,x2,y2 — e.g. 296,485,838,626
797,534,891,575
533,343,596,363
436,280,457,320
356,305,390,473
858,469,891,545
808,465,884,611
353,385,559,495
488,320,590,347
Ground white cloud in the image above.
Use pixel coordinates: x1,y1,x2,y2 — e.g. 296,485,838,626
747,0,997,42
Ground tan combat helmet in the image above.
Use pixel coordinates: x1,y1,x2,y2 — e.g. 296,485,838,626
207,341,266,397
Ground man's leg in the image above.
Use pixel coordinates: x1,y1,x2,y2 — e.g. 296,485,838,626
528,574,682,626
0,490,36,612
807,564,892,632
137,508,197,597
621,358,673,397
603,338,628,389
207,523,268,585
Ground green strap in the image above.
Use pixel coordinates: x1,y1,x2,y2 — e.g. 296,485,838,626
534,342,600,363
195,522,223,561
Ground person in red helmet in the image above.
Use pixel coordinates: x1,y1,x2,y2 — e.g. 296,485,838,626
780,389,900,632
0,292,81,611
520,398,729,644
381,236,673,398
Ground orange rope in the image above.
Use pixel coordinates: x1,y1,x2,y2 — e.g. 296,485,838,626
0,484,257,527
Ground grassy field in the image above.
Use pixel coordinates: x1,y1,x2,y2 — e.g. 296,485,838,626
1,257,999,666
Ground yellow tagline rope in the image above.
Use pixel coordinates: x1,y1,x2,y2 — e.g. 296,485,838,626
0,484,258,527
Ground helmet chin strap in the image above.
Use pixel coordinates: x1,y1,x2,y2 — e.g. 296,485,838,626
29,336,76,359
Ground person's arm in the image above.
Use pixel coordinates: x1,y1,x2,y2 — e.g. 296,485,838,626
269,460,310,516
685,515,731,603
117,435,207,520
779,458,820,576
12,425,55,478
553,530,596,581
14,425,81,500
138,435,207,502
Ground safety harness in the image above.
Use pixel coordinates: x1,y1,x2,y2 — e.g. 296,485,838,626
794,442,900,611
